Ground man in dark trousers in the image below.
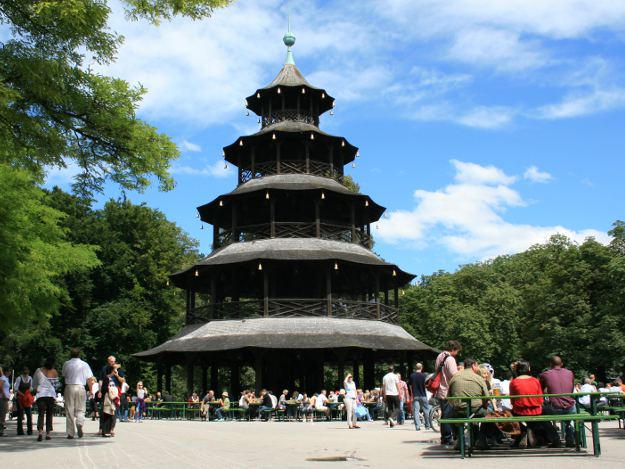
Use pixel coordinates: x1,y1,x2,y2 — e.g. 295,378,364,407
409,363,432,431
540,355,575,446
434,340,462,446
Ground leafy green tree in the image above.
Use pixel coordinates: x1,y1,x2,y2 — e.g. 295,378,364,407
400,227,625,380
44,191,200,377
0,165,99,365
0,0,229,194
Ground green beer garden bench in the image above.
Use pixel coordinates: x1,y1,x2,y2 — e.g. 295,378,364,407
441,392,621,459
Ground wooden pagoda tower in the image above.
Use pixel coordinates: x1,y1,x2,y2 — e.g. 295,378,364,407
136,29,436,396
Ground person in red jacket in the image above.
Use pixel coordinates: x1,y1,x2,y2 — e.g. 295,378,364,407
510,360,561,448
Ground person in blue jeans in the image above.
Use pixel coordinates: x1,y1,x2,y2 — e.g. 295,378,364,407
258,389,274,421
409,363,432,430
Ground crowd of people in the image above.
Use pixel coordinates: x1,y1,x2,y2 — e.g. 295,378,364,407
0,350,141,440
2,343,624,444
432,339,625,451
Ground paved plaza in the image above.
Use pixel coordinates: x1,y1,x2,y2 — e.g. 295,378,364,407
1,417,624,468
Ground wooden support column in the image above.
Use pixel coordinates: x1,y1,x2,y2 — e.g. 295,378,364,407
186,359,194,396
254,353,264,394
329,145,334,174
157,360,163,393
263,269,269,317
374,273,380,319
296,94,300,115
210,275,217,320
337,350,346,389
352,360,360,388
237,153,242,183
201,365,208,396
326,267,332,317
305,142,310,173
315,200,321,238
350,204,356,243
185,288,192,322
384,289,389,306
165,363,172,395
276,142,281,174
394,287,399,309
364,351,375,390
213,226,219,250
231,202,238,243
270,198,276,238
251,147,256,177
231,365,240,398
210,363,219,392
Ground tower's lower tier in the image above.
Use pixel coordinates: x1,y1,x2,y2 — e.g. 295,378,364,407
135,317,437,395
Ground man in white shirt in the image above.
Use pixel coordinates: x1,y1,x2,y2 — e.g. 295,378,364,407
62,347,93,439
382,366,400,427
315,389,330,419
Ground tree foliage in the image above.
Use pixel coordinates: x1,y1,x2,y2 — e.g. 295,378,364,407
0,165,99,329
400,224,625,380
0,188,200,381
0,0,229,195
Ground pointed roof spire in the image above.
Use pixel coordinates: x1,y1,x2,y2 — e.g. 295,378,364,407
283,16,296,65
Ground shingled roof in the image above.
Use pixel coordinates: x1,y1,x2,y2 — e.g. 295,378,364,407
263,64,315,89
196,238,401,268
134,317,436,358
232,174,352,195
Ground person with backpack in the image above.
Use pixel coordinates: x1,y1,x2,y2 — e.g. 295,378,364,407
15,367,34,436
431,340,462,446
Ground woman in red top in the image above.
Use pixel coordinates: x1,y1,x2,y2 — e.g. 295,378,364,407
510,360,561,448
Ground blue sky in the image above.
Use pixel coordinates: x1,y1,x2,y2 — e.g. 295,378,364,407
45,0,625,279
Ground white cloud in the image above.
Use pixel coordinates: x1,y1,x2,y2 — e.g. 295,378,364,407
524,166,553,183
94,0,625,131
171,161,233,178
181,140,202,152
452,160,516,185
447,27,547,71
411,104,516,129
535,87,625,119
377,160,608,260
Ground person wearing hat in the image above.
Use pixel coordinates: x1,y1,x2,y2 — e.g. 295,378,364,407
215,391,230,421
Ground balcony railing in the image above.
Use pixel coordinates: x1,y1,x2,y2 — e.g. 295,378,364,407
215,222,372,249
187,299,398,325
261,111,317,128
239,160,343,184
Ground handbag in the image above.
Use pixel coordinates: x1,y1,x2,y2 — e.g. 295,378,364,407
425,354,450,393
18,389,34,409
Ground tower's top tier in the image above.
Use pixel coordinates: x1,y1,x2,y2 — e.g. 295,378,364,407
244,29,335,127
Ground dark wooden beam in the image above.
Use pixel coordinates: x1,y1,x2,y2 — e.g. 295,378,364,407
186,359,194,396
326,267,332,317
263,269,269,317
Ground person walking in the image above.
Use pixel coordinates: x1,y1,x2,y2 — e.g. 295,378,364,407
15,367,34,435
381,365,400,428
135,381,148,422
409,363,432,431
32,357,60,441
0,367,10,437
344,373,360,429
62,347,93,439
434,340,462,446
